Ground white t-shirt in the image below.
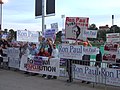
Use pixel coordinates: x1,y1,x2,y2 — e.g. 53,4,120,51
52,48,59,58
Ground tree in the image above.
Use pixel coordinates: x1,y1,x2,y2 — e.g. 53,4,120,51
88,24,98,30
8,29,15,41
55,31,62,44
109,25,120,33
87,24,98,41
3,29,8,34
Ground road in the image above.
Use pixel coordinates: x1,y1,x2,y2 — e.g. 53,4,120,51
0,69,119,90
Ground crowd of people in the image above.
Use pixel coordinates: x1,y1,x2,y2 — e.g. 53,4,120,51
0,37,59,79
1,35,120,84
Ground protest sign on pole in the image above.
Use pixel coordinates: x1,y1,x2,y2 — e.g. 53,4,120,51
65,17,89,41
51,23,58,32
43,29,56,40
17,30,39,43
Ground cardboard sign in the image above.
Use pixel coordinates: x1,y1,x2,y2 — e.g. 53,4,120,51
17,30,39,42
106,33,120,43
65,17,89,41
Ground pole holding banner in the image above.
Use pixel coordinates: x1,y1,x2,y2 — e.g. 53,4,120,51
42,0,45,35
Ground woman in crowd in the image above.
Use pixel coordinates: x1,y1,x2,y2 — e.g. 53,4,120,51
37,47,50,57
37,47,50,78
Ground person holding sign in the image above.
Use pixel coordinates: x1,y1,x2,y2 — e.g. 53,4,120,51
81,40,92,84
49,44,59,79
37,47,50,78
29,43,39,56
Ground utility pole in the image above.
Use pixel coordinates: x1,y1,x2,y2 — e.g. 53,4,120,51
42,0,45,35
0,0,3,31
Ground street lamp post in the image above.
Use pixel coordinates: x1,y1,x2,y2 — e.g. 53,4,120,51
61,15,65,30
0,0,3,31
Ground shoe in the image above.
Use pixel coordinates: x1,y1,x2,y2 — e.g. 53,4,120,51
44,76,47,79
52,76,57,79
42,74,46,78
81,81,86,83
86,81,91,84
24,72,29,74
31,73,38,76
47,75,52,79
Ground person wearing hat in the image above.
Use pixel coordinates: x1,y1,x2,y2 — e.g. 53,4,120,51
82,40,92,84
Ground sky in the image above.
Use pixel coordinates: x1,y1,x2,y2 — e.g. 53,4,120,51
2,0,120,31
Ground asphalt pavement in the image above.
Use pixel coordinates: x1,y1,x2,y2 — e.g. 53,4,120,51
0,69,119,90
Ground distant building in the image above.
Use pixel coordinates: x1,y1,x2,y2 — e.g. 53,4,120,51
99,25,110,31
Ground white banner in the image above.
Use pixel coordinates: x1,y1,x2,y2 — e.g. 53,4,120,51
72,64,96,82
58,44,83,60
116,48,120,59
72,64,120,87
7,48,20,58
7,48,20,69
9,58,20,69
106,33,120,43
83,47,99,55
65,17,89,41
83,30,97,38
17,30,39,43
20,56,60,76
59,68,67,77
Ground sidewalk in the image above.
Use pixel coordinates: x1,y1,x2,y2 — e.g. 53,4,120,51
0,69,119,90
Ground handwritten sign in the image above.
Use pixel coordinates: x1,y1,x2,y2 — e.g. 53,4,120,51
83,30,97,38
65,17,89,41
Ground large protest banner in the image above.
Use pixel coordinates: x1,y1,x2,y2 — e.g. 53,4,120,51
17,30,39,43
58,44,83,60
43,29,56,40
7,48,20,69
83,30,97,38
106,33,120,43
65,17,89,41
20,56,60,76
72,64,120,87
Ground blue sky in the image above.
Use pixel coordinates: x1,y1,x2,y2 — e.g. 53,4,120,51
2,0,120,31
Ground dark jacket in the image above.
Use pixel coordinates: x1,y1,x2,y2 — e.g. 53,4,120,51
95,50,102,67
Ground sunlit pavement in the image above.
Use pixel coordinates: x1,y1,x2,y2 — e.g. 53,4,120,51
0,69,119,90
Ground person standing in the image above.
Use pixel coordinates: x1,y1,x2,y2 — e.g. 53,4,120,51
95,48,102,67
0,45,3,68
46,38,53,79
49,44,59,79
81,40,92,84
